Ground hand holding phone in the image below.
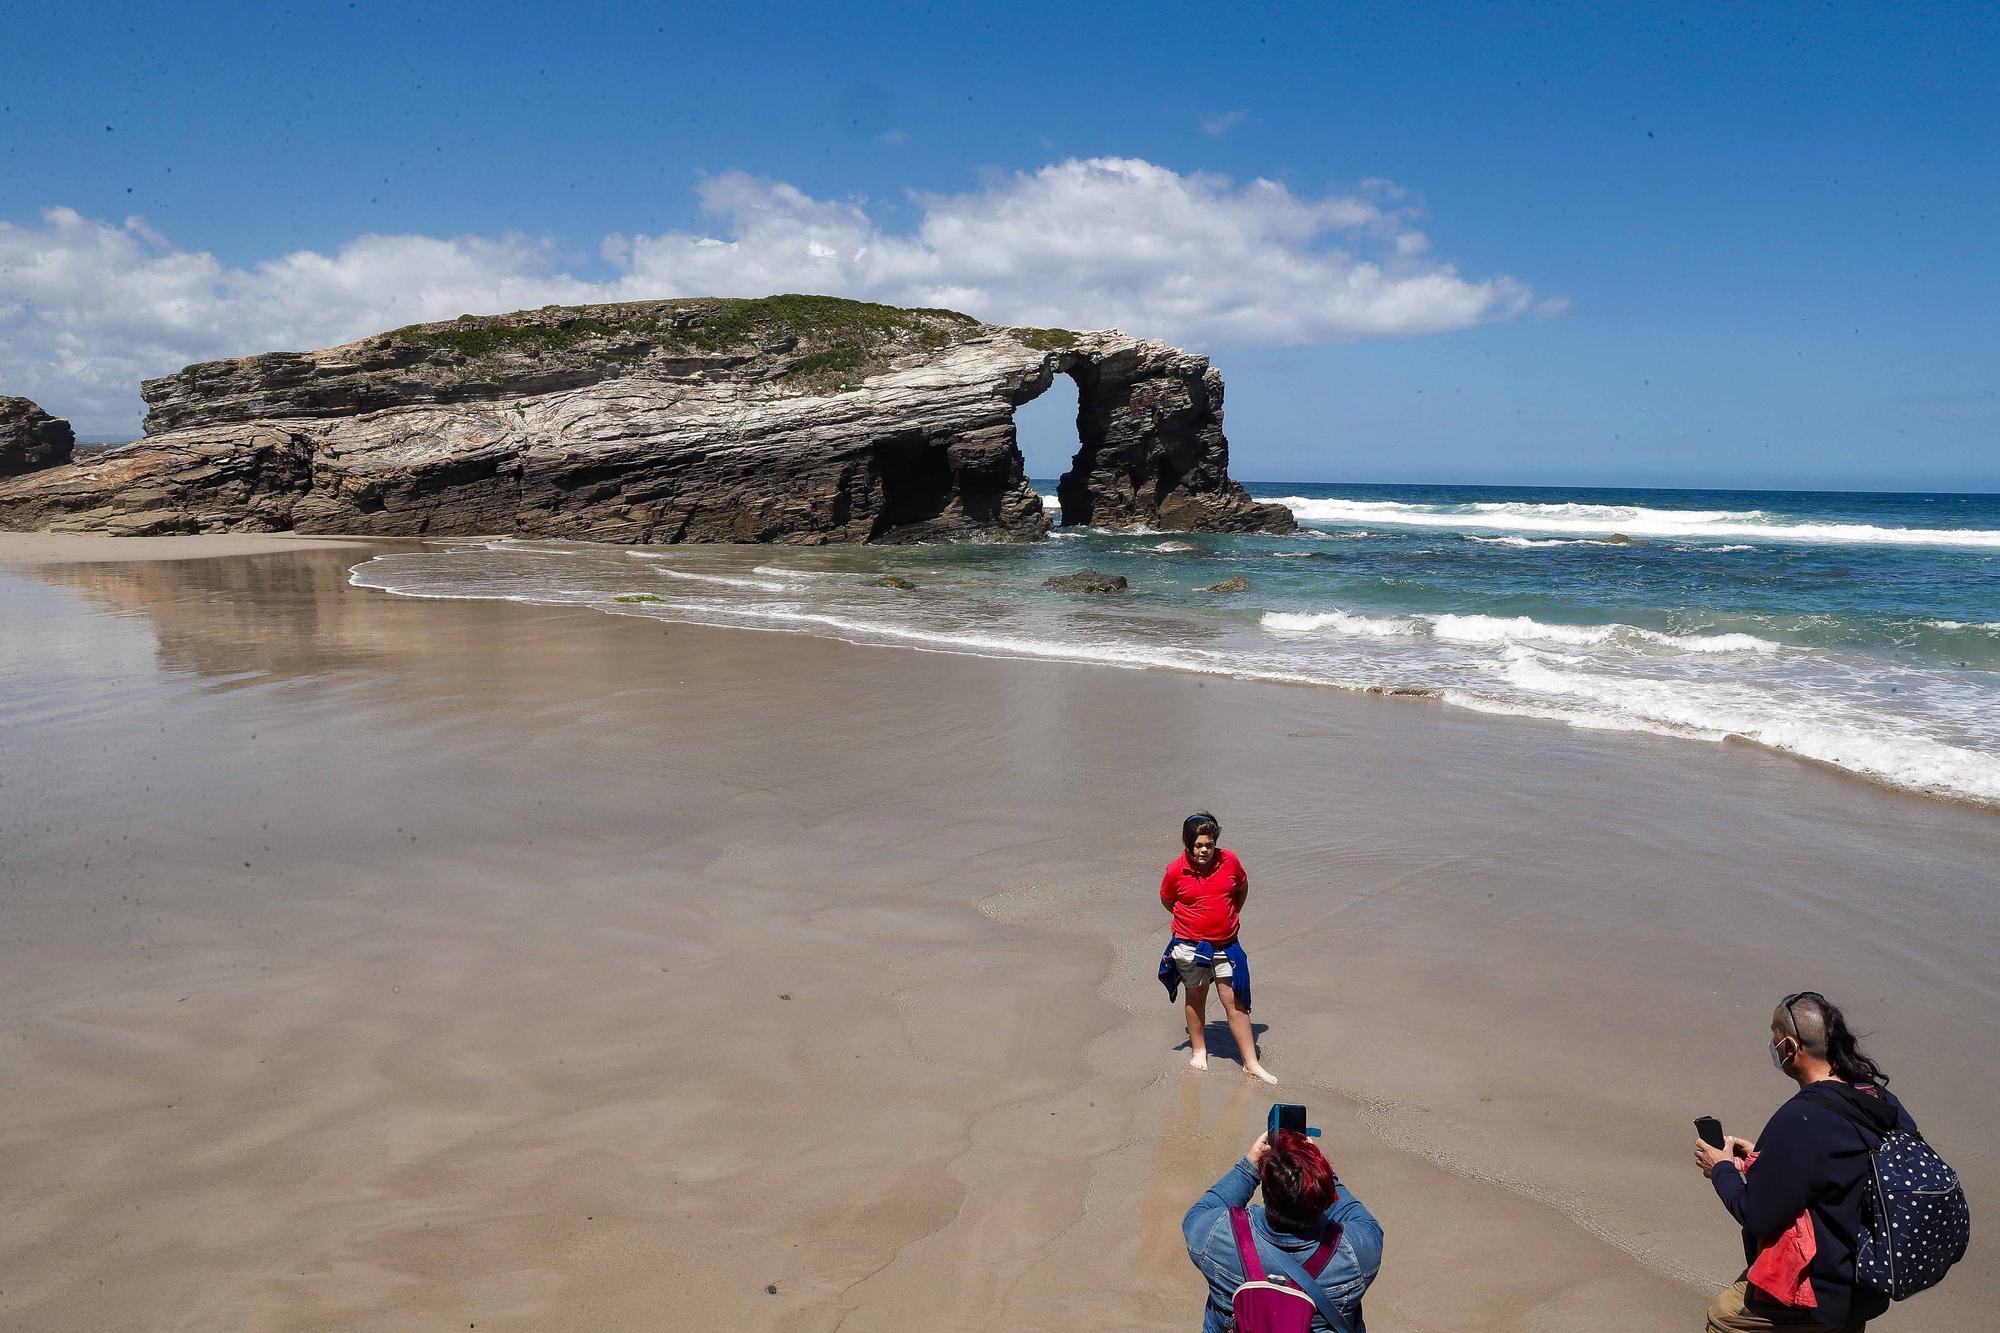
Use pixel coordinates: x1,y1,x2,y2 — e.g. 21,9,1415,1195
1695,1116,1725,1149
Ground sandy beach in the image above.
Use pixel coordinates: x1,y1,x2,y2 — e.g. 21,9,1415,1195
2,537,1995,1332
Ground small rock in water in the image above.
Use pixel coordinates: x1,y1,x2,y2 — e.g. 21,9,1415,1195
1204,575,1250,593
1043,569,1128,594
872,576,916,590
1599,532,1642,546
612,593,661,603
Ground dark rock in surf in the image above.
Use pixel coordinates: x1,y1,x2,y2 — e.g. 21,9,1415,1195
1044,570,1128,594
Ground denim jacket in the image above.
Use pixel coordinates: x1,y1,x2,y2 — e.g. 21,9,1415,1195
1183,1159,1383,1333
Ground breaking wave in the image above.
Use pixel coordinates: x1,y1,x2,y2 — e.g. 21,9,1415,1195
1262,610,1419,638
1258,496,2000,549
1264,610,1782,655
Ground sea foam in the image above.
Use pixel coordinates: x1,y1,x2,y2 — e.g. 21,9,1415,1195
1258,496,2000,549
1263,610,1781,655
1263,610,1418,638
624,556,790,592
1492,652,2000,806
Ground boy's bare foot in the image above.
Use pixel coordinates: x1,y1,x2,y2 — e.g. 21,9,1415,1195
1245,1063,1278,1085
1188,1050,1209,1070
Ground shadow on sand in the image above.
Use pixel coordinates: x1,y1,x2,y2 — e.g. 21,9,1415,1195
1174,1020,1269,1063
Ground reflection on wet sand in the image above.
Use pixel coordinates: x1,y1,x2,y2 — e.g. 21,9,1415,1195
32,546,483,688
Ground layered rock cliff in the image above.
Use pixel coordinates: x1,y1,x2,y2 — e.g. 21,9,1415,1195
0,397,75,477
0,296,1293,542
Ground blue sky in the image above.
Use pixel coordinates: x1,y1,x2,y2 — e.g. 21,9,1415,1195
4,1,1995,490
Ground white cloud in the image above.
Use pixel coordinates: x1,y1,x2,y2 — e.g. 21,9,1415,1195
1200,110,1252,137
0,208,599,434
0,158,1543,435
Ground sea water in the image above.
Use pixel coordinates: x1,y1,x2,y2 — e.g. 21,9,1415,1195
349,482,2000,808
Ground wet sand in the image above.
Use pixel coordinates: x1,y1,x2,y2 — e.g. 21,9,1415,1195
0,531,386,565
1,539,1995,1331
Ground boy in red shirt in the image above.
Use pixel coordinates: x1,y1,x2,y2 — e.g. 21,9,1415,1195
1159,812,1276,1083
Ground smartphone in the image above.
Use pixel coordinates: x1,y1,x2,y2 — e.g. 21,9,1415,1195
1695,1116,1725,1149
1268,1103,1321,1138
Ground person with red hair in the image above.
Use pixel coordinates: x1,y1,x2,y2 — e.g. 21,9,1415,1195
1184,1128,1385,1331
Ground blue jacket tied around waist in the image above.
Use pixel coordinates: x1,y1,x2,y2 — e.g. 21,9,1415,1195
1159,937,1252,1012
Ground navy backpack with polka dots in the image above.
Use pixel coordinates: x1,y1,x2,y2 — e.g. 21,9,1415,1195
1803,1083,1969,1301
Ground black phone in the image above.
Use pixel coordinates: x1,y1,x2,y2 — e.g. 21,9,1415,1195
1695,1116,1725,1149
1268,1103,1321,1138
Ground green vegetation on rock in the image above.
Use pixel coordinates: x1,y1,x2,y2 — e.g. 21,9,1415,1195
676,294,974,352
782,344,871,384
1017,327,1079,351
611,593,661,603
383,294,984,396
388,317,625,358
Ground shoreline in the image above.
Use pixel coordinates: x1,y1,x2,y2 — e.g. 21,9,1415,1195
3,539,1997,1330
8,531,1996,819
352,535,2000,816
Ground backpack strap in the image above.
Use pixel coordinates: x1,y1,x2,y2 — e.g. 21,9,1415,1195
1302,1223,1344,1278
1228,1207,1267,1283
1262,1232,1354,1333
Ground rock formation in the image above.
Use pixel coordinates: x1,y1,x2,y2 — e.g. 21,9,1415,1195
0,397,75,477
0,296,1293,542
1043,570,1129,594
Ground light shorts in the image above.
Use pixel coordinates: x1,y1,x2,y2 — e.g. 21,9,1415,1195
1171,941,1235,992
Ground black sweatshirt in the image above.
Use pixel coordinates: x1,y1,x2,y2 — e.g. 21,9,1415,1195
1710,1080,1916,1327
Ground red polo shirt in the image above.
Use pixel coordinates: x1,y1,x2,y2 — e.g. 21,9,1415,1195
1160,848,1247,943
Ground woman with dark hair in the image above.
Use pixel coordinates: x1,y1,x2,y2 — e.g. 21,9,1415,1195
1183,1129,1384,1332
1158,811,1276,1082
1694,992,1920,1331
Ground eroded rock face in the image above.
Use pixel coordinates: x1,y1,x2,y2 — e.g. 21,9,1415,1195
0,397,76,477
1052,347,1292,534
0,297,1293,542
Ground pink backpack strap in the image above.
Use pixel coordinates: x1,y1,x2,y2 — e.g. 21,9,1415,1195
1228,1207,1267,1282
1302,1223,1343,1278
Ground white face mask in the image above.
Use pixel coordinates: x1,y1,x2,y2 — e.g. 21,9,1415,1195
1770,1038,1789,1070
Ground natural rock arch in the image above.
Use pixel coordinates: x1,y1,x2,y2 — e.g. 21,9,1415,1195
0,298,1293,542
999,344,1289,534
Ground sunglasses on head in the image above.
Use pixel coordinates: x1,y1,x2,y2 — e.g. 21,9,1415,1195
1780,990,1824,1041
